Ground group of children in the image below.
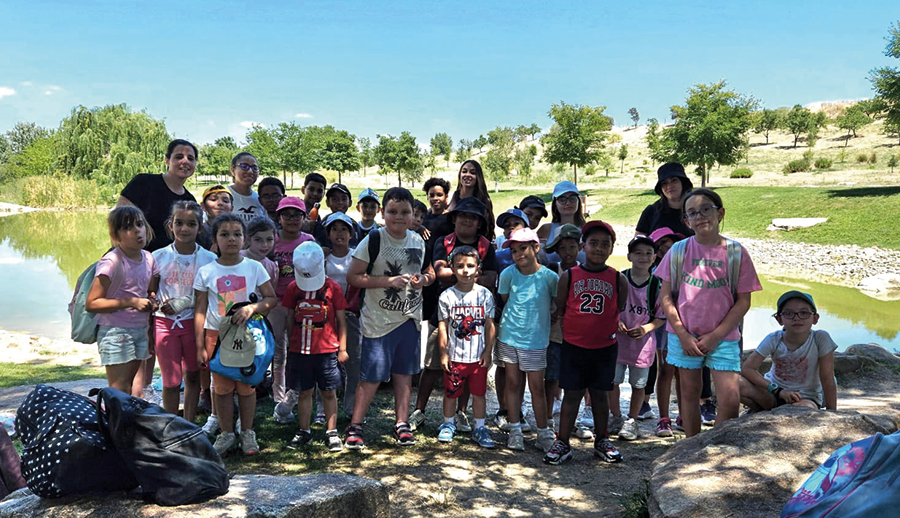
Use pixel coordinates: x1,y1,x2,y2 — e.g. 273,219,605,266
84,154,839,464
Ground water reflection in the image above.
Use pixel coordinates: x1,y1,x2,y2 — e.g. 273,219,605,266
0,211,898,351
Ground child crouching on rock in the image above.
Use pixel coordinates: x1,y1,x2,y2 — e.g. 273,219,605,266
739,291,837,411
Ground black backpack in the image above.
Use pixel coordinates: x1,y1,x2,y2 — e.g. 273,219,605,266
93,387,230,506
16,384,138,498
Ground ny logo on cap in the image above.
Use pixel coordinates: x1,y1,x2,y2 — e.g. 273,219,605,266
233,339,244,350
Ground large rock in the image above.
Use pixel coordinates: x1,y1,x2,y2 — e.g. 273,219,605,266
846,343,900,366
0,474,389,518
766,217,828,231
648,406,895,518
857,273,900,301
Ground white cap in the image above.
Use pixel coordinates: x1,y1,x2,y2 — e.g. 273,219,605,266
292,241,326,292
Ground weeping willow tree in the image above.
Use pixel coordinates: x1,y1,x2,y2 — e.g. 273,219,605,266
54,104,171,187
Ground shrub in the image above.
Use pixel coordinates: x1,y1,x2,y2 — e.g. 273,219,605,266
868,152,877,164
814,157,833,169
803,150,815,163
857,153,869,163
16,176,113,208
783,159,811,174
730,167,753,178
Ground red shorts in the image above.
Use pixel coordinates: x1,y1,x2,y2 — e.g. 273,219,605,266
443,361,488,399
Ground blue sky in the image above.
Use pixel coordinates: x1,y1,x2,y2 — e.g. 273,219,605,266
1,1,898,148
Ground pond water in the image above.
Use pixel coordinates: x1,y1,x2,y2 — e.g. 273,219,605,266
1,211,899,352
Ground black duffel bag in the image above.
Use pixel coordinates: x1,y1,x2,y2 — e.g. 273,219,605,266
93,387,229,506
15,384,138,498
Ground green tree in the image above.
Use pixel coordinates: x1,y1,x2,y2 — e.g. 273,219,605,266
597,152,615,177
617,143,629,173
858,97,887,118
836,104,872,145
0,135,10,165
752,109,781,144
5,122,49,156
649,81,756,187
430,132,453,167
870,22,900,146
245,125,282,182
199,136,239,183
320,127,359,184
55,104,170,187
888,154,898,173
272,123,325,188
514,144,537,182
473,135,488,153
527,123,541,140
782,104,813,148
374,132,422,187
483,126,515,192
357,136,373,176
1,133,56,179
645,118,662,160
456,138,473,163
542,101,613,185
373,134,398,183
628,107,640,128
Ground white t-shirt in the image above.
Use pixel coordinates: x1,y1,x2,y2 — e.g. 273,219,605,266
193,258,271,331
352,229,426,338
326,249,355,295
227,186,267,223
437,285,495,363
756,329,838,407
153,243,217,321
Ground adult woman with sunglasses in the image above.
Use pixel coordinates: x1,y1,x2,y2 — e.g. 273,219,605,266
537,180,587,247
227,152,267,223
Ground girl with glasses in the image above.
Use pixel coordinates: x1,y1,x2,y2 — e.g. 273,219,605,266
227,152,267,223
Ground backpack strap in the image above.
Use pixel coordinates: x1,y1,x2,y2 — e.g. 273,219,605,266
476,236,491,260
358,228,381,309
647,274,662,319
667,238,688,303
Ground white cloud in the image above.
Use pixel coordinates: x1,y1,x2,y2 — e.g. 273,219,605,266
0,87,16,99
239,120,261,128
43,85,63,96
294,113,313,119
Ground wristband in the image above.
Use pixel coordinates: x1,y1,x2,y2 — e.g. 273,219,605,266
767,382,778,393
773,388,783,400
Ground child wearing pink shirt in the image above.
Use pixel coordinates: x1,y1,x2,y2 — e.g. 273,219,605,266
656,188,762,437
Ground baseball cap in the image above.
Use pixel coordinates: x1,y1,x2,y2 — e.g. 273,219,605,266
655,162,693,196
581,220,616,243
326,183,352,199
496,208,528,229
519,195,548,218
357,188,380,204
777,291,817,315
649,227,685,244
502,227,540,248
324,211,355,231
292,241,326,292
628,234,656,252
276,196,307,214
449,197,487,222
202,185,231,203
217,315,257,368
552,181,580,199
545,223,581,253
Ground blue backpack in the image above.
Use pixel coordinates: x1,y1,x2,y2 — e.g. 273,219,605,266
68,250,124,344
209,302,275,387
782,430,900,517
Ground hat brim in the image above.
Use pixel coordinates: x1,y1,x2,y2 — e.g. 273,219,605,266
294,270,326,292
497,213,526,228
654,175,694,196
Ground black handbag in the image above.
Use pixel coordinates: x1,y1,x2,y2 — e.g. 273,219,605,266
15,384,138,498
93,387,229,506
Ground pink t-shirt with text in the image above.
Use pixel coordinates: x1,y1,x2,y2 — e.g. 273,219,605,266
656,237,761,341
617,277,660,368
273,232,314,299
94,248,160,328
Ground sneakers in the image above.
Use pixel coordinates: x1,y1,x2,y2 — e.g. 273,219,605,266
213,431,237,456
573,425,594,440
608,414,625,436
202,414,220,437
673,415,685,432
578,406,594,428
471,426,495,448
637,402,656,420
552,398,562,417
314,413,326,426
394,422,416,446
409,409,426,431
543,439,573,465
345,423,365,450
240,429,260,455
326,430,343,452
618,418,641,441
536,429,556,453
455,411,472,433
273,403,295,425
288,430,312,450
507,428,525,451
437,422,456,443
701,400,717,426
494,410,510,430
656,417,674,437
594,437,623,463
520,407,533,433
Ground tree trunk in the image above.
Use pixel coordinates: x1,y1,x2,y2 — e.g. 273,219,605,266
398,171,402,187
700,163,707,188
573,164,578,187
338,171,342,184
283,169,287,188
620,160,624,174
794,135,799,148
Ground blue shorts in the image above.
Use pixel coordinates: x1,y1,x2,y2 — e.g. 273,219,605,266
97,325,151,366
286,352,341,393
544,342,562,381
360,319,421,382
666,333,741,372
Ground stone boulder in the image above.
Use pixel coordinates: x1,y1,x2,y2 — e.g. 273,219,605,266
648,406,895,518
846,343,900,366
0,473,389,518
766,218,828,231
857,273,900,301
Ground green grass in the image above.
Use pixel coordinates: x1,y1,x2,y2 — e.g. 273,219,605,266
620,479,651,518
0,362,105,389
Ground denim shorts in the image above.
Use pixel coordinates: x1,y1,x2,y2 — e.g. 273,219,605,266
666,333,741,372
286,352,341,392
97,325,151,366
613,363,650,389
360,319,421,382
544,341,562,381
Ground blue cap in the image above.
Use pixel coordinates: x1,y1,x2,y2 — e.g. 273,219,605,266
357,188,379,204
324,211,355,230
777,291,817,314
552,181,579,199
497,208,528,228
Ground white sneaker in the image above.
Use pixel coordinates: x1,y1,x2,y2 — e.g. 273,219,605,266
608,414,625,436
273,402,295,425
618,418,640,441
213,431,237,456
536,429,556,453
573,425,594,440
520,409,533,433
552,398,562,417
578,406,594,428
202,414,220,436
409,409,426,431
507,429,525,451
455,410,472,433
240,429,259,455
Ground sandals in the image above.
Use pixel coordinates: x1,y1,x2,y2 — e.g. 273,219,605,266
394,421,416,446
345,423,365,450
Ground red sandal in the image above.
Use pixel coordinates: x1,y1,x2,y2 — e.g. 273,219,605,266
394,421,415,446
